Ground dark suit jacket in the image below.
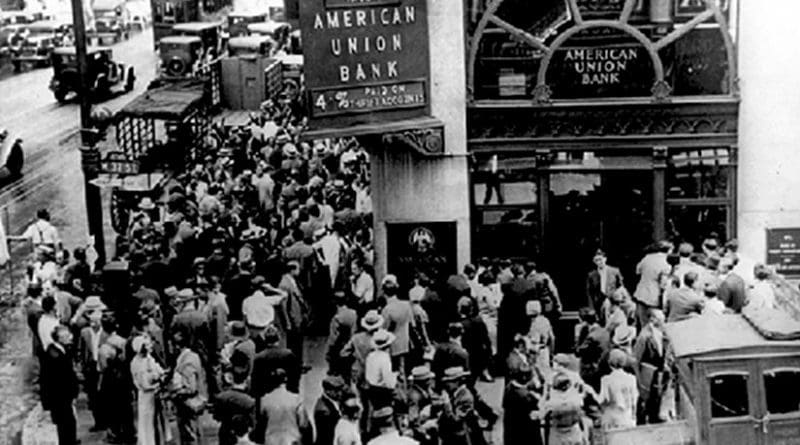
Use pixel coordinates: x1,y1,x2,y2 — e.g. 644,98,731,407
41,344,79,411
498,277,536,359
718,272,747,312
432,341,470,378
251,345,300,398
586,266,624,311
313,394,341,445
213,387,256,445
77,326,107,374
502,383,541,445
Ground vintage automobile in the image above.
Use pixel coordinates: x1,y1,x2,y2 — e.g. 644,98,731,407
171,21,222,58
158,35,203,77
49,46,135,102
227,11,266,38
593,305,800,445
227,35,272,57
246,20,290,48
0,10,42,25
0,23,27,57
91,0,132,42
10,25,58,71
0,129,23,182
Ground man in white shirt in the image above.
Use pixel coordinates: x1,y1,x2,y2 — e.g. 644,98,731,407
314,228,344,288
367,407,418,445
350,261,374,312
22,209,61,250
38,295,60,352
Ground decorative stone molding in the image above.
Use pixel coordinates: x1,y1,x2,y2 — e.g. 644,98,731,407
381,125,445,157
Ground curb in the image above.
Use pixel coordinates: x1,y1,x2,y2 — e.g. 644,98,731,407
20,404,56,445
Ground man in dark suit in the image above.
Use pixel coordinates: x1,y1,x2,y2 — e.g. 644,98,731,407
586,249,624,317
313,375,345,445
498,264,536,363
41,325,79,445
213,351,256,445
251,325,300,399
432,323,470,379
718,256,747,313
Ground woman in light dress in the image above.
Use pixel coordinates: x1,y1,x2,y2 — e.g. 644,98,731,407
598,349,639,430
130,335,168,445
746,264,777,310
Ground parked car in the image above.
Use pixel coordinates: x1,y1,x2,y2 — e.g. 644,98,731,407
171,22,222,58
158,35,202,77
91,0,132,42
227,11,266,38
0,129,23,182
49,46,135,102
10,29,57,71
227,35,273,57
246,20,290,48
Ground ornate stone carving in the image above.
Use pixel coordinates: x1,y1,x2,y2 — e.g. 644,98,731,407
468,101,739,140
651,80,673,103
382,125,445,156
532,84,553,105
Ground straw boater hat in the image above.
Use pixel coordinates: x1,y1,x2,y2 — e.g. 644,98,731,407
175,288,196,303
360,310,385,332
381,274,399,288
164,286,179,299
138,197,156,211
441,366,470,382
371,329,396,350
410,365,435,381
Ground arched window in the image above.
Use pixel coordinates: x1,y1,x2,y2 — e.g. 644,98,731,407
466,0,737,103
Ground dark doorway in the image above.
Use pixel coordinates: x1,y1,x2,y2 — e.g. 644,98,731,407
545,169,653,312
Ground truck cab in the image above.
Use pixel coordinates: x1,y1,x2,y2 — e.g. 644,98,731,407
171,21,222,58
227,35,273,57
158,35,203,77
92,0,132,42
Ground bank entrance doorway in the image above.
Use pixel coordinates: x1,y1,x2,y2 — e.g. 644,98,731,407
543,163,654,313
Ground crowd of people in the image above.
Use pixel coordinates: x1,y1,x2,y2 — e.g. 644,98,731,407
13,93,788,445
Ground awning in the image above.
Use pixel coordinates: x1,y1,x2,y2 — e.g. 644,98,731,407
301,115,445,157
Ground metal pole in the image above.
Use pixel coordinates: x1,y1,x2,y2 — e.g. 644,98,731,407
4,207,11,299
69,0,107,266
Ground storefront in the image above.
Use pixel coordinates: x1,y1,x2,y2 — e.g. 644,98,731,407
465,0,739,312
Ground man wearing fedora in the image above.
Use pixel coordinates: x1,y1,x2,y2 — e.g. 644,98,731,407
252,368,312,445
326,291,357,378
406,365,440,445
380,275,415,379
432,323,470,379
438,367,487,445
313,375,346,445
367,407,417,445
214,350,256,445
633,309,669,424
364,329,398,420
171,289,211,365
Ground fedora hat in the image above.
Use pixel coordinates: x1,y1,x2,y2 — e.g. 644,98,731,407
138,197,156,210
612,324,636,346
370,329,396,350
441,366,470,382
410,365,435,381
230,321,247,339
360,310,384,332
83,296,106,312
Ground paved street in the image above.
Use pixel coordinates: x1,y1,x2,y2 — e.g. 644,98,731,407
0,28,158,445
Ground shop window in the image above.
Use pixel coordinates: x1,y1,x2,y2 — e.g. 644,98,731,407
709,373,749,419
764,369,800,415
666,205,728,248
667,149,730,199
474,208,540,260
659,28,730,96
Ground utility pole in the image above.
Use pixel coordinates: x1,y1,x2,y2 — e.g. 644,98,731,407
69,0,107,266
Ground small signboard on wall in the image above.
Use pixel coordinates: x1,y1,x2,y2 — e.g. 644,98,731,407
386,221,457,288
767,228,800,277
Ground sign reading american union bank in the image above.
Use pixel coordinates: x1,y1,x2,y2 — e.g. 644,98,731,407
300,0,430,129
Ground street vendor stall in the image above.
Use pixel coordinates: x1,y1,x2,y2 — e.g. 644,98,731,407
115,79,210,173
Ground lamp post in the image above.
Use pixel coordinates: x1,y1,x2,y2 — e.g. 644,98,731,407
69,0,107,266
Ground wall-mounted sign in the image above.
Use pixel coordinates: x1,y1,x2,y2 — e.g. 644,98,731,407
299,0,430,130
767,228,800,277
100,151,140,175
386,222,457,288
548,44,654,98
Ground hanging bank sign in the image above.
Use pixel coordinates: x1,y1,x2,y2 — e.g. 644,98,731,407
299,0,430,129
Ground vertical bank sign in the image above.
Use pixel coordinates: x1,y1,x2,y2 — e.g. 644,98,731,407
299,0,430,129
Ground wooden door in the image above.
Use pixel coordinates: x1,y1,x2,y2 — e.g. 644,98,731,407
702,361,762,445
